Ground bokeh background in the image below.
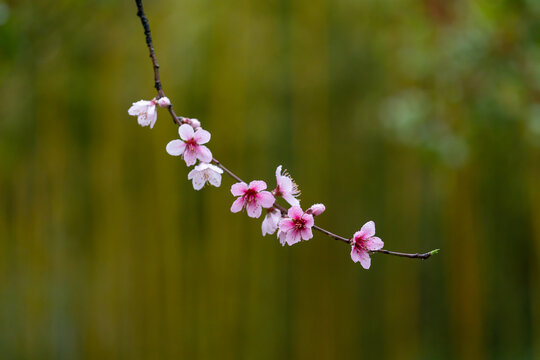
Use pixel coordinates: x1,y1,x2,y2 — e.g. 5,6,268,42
1,0,540,359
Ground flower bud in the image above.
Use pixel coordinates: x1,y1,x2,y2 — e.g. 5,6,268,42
157,96,171,107
308,203,325,216
189,118,201,129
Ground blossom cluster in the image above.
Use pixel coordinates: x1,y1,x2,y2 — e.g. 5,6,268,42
128,97,384,269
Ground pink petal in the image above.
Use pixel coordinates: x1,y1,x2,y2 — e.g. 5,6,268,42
300,227,313,241
230,197,245,213
183,148,197,166
287,229,302,246
196,145,213,163
287,206,303,220
359,251,371,269
231,182,248,196
350,246,371,268
366,236,384,251
302,213,314,227
193,128,211,144
357,221,376,240
256,191,275,208
178,124,194,140
246,202,262,218
278,219,295,232
249,180,267,192
166,140,186,156
350,246,362,263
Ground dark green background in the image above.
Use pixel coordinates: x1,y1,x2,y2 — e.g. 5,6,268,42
1,0,539,358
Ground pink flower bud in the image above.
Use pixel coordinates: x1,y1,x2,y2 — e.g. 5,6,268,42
308,203,325,216
157,97,171,107
189,118,201,129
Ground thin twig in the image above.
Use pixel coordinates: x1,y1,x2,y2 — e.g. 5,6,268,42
133,0,439,261
135,0,183,126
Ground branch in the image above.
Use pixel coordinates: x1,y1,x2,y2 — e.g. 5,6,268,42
132,0,439,262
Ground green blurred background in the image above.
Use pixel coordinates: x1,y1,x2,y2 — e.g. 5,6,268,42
1,0,540,358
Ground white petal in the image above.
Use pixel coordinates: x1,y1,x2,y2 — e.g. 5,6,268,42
166,140,185,156
208,172,222,187
178,124,194,140
187,168,199,180
192,174,205,190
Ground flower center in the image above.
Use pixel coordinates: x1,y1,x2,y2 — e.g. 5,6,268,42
186,138,198,149
245,189,258,203
355,239,367,251
293,217,306,230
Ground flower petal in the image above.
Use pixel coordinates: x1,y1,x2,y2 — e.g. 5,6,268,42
178,123,194,140
197,145,213,163
278,176,293,193
147,105,157,128
246,202,262,218
287,206,303,220
193,128,211,144
357,221,376,240
257,191,275,208
366,236,384,251
128,100,151,115
278,219,295,232
282,193,300,207
191,174,205,190
231,182,248,196
208,172,222,187
300,227,313,241
278,230,287,246
249,180,267,192
166,140,186,156
230,197,245,213
183,148,197,166
350,246,362,263
262,213,279,236
302,213,314,227
275,165,282,178
359,251,371,269
287,229,302,246
208,164,223,174
187,168,197,180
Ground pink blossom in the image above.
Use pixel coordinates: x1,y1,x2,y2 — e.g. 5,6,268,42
188,163,223,190
166,124,213,166
128,99,158,128
230,181,275,218
277,206,314,246
156,97,171,107
350,221,384,269
307,203,325,216
262,207,281,236
273,165,300,206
